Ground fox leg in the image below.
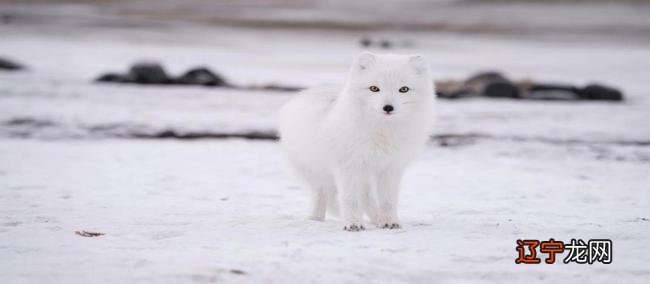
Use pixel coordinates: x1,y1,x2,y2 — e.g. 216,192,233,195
335,169,367,231
309,186,327,221
375,168,403,229
362,181,380,224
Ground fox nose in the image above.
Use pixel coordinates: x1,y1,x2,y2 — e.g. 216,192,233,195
383,104,394,114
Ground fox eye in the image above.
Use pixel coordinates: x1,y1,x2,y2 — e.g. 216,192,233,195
399,86,410,93
369,85,380,92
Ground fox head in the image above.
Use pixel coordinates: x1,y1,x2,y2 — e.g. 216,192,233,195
342,52,435,119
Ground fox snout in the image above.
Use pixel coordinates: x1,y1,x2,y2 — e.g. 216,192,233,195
382,104,394,115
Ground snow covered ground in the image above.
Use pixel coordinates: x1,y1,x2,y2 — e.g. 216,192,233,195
1,3,650,283
2,138,649,283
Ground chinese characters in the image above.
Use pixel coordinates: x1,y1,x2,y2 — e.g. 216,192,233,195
516,238,612,264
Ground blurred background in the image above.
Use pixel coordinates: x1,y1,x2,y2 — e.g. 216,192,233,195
1,1,649,283
1,0,649,140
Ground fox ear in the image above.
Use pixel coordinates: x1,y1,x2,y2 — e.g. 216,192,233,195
408,55,428,75
355,52,376,71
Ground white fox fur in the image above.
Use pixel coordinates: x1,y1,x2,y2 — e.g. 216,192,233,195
278,52,435,231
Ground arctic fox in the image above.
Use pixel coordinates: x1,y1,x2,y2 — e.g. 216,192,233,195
278,52,435,231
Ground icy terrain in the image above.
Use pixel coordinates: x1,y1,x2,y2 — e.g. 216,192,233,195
1,3,650,283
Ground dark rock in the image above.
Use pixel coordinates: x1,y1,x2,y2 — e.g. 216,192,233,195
127,62,170,84
176,67,227,86
435,89,473,99
252,84,304,92
230,269,246,275
379,40,392,49
155,130,178,138
4,117,55,128
579,84,624,101
529,83,578,93
435,80,475,99
360,37,372,47
465,71,520,98
0,57,24,71
483,81,520,98
130,129,278,140
466,71,509,85
526,90,577,100
1,13,15,24
524,83,579,100
436,71,624,102
95,73,132,83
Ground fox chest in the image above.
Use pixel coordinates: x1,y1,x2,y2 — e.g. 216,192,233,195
325,126,408,168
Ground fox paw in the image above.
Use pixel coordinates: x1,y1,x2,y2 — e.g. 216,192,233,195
380,223,401,229
343,224,365,231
